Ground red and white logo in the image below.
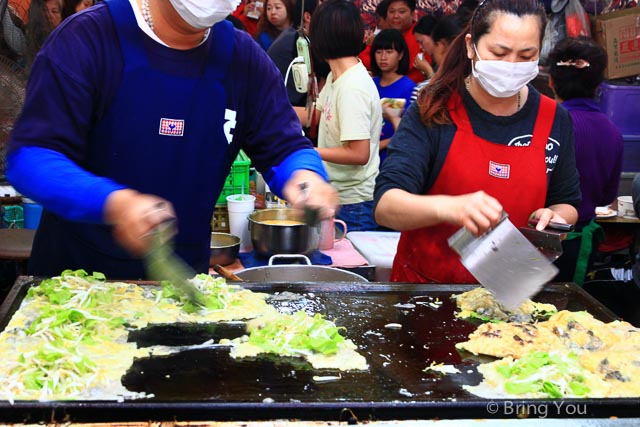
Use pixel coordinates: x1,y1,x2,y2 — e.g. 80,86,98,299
488,160,510,179
159,118,184,136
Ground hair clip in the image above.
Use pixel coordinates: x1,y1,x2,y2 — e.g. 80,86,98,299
556,59,590,69
470,0,490,32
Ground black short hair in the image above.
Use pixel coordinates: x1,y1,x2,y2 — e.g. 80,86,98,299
370,29,410,76
431,15,462,44
390,0,416,11
225,14,246,31
310,0,364,61
413,14,438,36
291,0,318,29
455,0,479,27
375,0,389,18
375,0,416,20
548,37,608,100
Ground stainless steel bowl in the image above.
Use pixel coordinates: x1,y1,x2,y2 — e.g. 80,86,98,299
248,208,320,256
209,232,241,266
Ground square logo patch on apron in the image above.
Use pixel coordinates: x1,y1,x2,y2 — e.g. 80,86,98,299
489,160,510,179
159,118,185,136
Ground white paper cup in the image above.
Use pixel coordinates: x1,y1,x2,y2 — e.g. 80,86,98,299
227,194,256,252
617,195,635,218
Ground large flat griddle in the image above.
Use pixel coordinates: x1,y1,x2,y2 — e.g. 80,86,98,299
0,276,639,423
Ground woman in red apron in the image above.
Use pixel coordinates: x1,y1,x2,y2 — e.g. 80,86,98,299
374,0,581,283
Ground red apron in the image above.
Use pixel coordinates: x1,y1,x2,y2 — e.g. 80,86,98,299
390,92,557,283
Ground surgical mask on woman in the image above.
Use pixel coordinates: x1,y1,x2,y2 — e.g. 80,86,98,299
471,45,539,98
169,0,241,29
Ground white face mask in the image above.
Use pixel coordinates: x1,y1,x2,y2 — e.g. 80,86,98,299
471,45,539,98
169,0,241,29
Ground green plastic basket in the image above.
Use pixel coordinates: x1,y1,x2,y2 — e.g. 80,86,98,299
216,151,251,206
2,205,24,228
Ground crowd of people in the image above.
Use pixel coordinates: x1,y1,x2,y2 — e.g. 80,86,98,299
2,0,637,321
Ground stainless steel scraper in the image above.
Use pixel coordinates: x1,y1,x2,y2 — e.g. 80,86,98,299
448,213,559,310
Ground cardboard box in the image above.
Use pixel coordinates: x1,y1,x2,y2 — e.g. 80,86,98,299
591,7,640,79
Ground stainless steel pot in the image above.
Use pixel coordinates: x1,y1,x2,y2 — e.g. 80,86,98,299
209,232,241,267
235,254,368,282
248,208,320,256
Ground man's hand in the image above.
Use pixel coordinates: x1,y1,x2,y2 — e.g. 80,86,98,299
282,170,338,221
104,189,176,256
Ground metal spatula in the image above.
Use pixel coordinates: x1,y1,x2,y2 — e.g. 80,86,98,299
144,220,206,307
519,220,574,261
448,212,559,310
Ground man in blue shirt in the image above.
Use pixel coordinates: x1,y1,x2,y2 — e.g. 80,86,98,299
6,0,335,279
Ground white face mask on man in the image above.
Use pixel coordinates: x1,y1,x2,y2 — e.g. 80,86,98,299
169,0,241,29
471,45,539,98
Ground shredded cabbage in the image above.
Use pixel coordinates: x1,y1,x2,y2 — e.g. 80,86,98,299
159,274,243,313
6,270,126,397
247,311,345,356
496,351,590,398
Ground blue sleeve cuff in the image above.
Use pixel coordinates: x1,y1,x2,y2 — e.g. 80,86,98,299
6,147,126,223
262,149,329,197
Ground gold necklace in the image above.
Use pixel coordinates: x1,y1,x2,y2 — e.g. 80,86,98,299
466,77,521,112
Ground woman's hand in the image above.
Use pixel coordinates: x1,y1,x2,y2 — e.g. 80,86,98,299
381,104,402,130
529,206,574,231
382,104,402,120
414,55,434,79
104,189,176,256
243,1,263,19
365,31,376,46
243,2,255,17
441,191,503,236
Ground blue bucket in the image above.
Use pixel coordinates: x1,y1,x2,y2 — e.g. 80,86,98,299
23,199,43,229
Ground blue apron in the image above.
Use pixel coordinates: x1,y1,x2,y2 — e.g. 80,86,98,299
29,0,236,279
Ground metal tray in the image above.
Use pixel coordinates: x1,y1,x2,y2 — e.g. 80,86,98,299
0,276,639,423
